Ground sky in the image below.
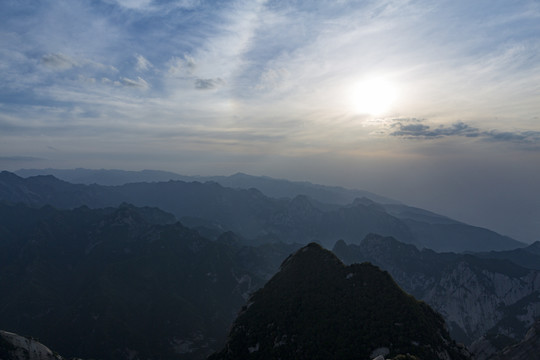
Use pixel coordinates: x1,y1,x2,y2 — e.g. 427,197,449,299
1,0,539,243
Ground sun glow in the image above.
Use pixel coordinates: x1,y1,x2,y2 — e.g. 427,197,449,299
353,77,399,116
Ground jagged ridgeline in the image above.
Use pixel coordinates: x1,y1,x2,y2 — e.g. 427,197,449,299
209,243,471,360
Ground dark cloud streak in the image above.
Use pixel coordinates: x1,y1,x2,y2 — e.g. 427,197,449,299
389,119,540,146
390,120,480,138
0,156,45,162
41,53,79,70
194,78,225,90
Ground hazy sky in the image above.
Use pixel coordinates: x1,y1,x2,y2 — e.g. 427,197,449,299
1,0,539,242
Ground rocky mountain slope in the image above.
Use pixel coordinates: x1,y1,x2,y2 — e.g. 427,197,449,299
209,243,471,360
0,171,523,252
333,235,540,356
0,202,302,360
0,330,64,360
488,319,540,360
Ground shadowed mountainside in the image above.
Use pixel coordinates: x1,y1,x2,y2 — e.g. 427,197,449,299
209,243,471,360
0,202,302,360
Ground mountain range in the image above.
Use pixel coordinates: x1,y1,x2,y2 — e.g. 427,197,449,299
0,170,523,252
1,201,539,358
2,168,539,359
14,168,397,205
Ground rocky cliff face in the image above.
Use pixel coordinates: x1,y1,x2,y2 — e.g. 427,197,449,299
0,330,63,360
333,235,540,352
423,261,540,343
487,319,540,360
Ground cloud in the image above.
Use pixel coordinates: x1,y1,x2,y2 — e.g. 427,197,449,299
255,67,289,91
109,0,201,11
194,78,225,90
119,77,150,89
112,0,152,10
484,130,540,144
78,75,97,84
41,53,117,73
135,54,153,71
388,118,540,145
167,55,196,75
41,53,79,70
0,156,45,162
390,120,480,138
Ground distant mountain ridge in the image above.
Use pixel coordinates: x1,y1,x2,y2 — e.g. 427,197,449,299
15,168,398,204
15,168,196,186
0,171,524,252
471,242,540,270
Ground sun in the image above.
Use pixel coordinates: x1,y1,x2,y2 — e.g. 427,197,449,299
353,77,399,116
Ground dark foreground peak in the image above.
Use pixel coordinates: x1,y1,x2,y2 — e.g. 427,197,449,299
209,244,471,360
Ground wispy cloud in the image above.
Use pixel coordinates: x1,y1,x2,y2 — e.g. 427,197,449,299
119,77,149,88
135,54,153,72
40,53,118,73
167,55,196,76
194,78,225,90
41,53,79,70
108,0,201,12
113,0,152,10
0,156,45,162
